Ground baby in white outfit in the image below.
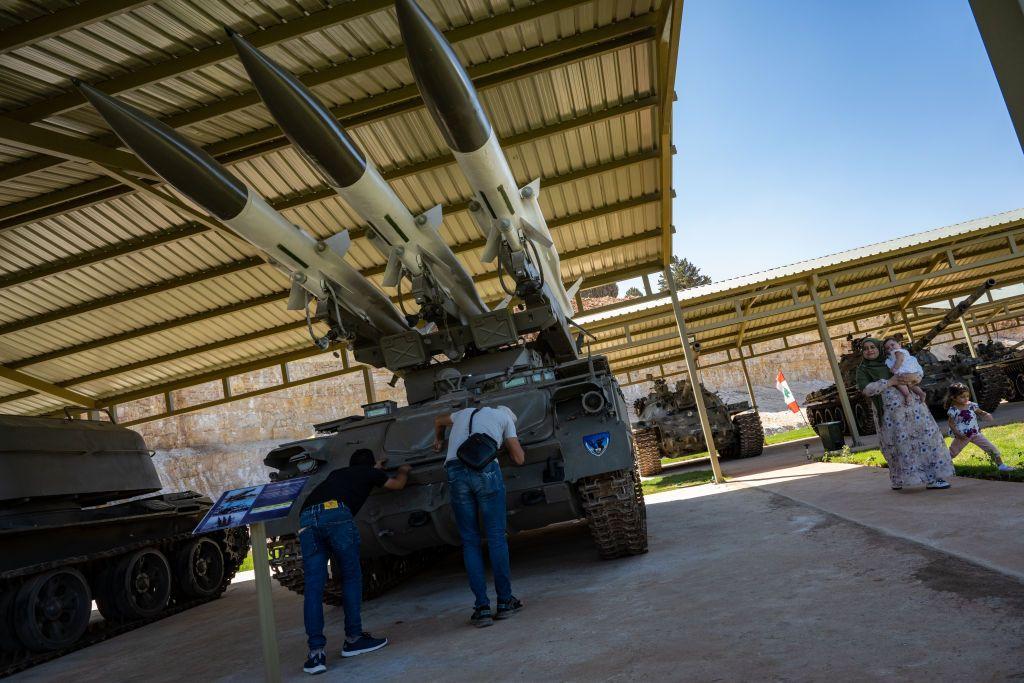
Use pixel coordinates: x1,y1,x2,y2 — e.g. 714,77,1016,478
883,337,927,405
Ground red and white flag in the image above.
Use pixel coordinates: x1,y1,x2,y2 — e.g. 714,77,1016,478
775,370,800,413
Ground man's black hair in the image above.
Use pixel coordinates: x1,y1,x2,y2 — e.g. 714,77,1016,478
350,449,375,467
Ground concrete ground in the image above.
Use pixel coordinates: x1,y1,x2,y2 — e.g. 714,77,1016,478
16,405,1024,681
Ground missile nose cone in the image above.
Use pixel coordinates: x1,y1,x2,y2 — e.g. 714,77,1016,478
229,31,367,188
77,81,248,220
395,0,491,153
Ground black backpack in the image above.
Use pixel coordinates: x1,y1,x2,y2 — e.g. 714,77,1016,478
456,408,499,471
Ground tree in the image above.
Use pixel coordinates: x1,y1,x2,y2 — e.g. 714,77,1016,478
657,255,711,292
581,283,618,298
624,286,643,298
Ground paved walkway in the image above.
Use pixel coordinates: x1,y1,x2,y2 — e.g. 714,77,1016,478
14,402,1024,681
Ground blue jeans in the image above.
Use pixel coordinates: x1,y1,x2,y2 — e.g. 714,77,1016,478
446,460,512,607
298,503,362,649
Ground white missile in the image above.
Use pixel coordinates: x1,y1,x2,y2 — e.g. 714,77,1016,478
228,29,488,323
77,80,409,337
395,0,575,319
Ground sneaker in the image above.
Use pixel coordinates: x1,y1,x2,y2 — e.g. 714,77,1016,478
303,649,327,675
470,605,494,628
341,633,388,658
926,479,951,489
495,597,523,620
998,464,1014,472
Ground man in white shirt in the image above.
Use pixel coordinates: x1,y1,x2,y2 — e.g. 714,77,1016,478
433,404,525,627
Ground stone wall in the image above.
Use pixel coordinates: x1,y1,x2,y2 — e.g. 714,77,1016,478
132,318,1024,498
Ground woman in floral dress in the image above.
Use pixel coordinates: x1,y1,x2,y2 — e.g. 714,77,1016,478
854,338,955,490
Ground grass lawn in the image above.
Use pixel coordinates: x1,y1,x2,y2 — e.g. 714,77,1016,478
765,425,816,445
825,421,1024,482
659,425,817,465
641,469,718,495
238,551,254,572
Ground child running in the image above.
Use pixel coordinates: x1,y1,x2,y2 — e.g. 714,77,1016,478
882,337,927,405
945,383,1014,472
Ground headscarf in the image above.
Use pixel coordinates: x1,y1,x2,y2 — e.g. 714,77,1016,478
855,337,890,415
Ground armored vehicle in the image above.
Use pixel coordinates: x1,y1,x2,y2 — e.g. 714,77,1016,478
952,339,1024,401
84,2,648,606
630,378,764,477
265,348,646,601
805,279,1005,433
0,415,249,675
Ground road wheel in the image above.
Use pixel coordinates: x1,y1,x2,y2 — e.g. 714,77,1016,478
633,428,663,476
1013,373,1024,402
13,569,91,652
854,402,876,436
733,412,764,458
174,537,226,599
101,549,172,622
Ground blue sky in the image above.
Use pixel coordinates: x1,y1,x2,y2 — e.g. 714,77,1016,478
625,0,1024,290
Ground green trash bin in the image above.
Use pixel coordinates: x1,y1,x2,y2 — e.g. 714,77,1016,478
814,421,845,452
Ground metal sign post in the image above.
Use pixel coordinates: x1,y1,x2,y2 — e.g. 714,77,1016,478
250,521,281,683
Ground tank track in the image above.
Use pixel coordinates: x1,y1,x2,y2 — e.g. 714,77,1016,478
733,412,764,458
1002,359,1024,401
267,535,448,604
578,467,648,559
973,366,1008,413
0,527,248,678
633,428,663,477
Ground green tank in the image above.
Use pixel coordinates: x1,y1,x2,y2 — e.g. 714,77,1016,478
0,415,249,676
630,378,764,477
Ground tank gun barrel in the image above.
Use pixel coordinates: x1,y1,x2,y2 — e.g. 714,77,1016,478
77,81,409,339
911,278,996,352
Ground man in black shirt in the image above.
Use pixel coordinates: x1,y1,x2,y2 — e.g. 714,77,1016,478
299,449,409,675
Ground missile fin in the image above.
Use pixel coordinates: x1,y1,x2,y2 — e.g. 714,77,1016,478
566,276,585,300
286,280,308,310
418,247,453,275
322,230,351,259
519,216,554,248
382,248,405,288
417,204,443,230
521,177,541,198
480,223,502,262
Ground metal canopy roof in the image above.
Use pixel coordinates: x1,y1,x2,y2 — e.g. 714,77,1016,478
0,0,682,420
578,208,1024,380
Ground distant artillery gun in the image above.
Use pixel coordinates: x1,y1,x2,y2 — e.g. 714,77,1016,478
631,378,764,477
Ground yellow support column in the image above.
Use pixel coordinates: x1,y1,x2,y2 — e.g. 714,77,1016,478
666,268,724,484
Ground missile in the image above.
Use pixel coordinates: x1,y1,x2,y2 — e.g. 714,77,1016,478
76,81,408,337
395,0,574,319
227,28,488,323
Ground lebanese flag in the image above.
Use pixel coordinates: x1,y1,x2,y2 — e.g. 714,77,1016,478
775,370,800,413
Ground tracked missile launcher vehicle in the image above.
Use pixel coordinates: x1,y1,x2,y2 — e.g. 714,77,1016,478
806,279,1006,433
0,415,248,675
80,0,647,605
631,379,764,477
